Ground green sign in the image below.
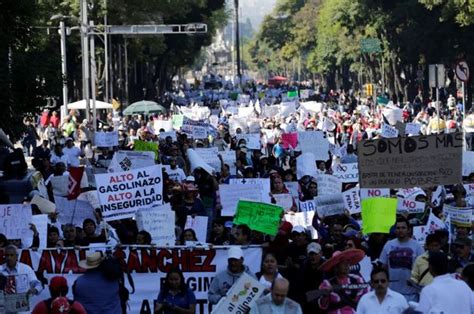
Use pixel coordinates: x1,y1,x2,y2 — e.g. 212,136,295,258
361,197,397,235
287,90,298,98
377,96,389,105
172,114,184,129
234,200,283,236
134,140,159,160
360,38,382,53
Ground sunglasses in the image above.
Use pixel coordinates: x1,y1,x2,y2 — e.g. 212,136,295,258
372,279,387,284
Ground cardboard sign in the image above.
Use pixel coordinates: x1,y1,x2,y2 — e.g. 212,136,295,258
298,131,329,161
361,198,397,234
55,196,96,227
94,131,119,147
359,188,390,199
211,273,265,314
316,174,341,195
342,187,361,214
219,184,263,216
95,165,163,221
397,199,425,214
136,204,175,245
31,194,56,214
134,140,159,160
0,204,32,240
108,150,156,173
405,123,421,135
235,133,260,150
234,200,283,236
184,216,208,243
314,195,345,217
358,133,463,188
381,123,399,138
332,163,359,183
229,178,271,203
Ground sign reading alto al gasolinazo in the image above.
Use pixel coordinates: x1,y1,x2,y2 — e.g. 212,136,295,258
358,133,462,189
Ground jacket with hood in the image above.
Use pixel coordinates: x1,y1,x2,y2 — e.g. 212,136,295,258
208,265,257,305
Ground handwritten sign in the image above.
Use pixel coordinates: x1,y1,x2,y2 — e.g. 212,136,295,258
405,123,421,135
0,204,32,240
195,147,220,170
153,119,173,132
192,126,208,139
361,198,397,234
229,178,271,203
94,131,119,147
316,174,341,195
296,153,317,179
381,123,399,138
95,165,163,221
136,204,175,245
332,163,359,183
234,200,283,236
273,193,293,211
281,133,298,149
342,187,361,214
358,133,463,188
185,216,208,243
31,194,56,214
219,184,263,216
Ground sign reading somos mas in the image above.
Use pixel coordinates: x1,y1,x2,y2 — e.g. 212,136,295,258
358,133,462,189
0,246,262,314
95,165,163,221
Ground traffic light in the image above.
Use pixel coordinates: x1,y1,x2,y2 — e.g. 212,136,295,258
365,83,373,96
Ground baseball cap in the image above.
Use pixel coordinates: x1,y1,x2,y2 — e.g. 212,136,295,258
454,237,472,247
185,176,195,182
65,137,73,142
51,296,71,314
292,225,306,234
228,246,244,260
49,276,68,295
307,242,322,254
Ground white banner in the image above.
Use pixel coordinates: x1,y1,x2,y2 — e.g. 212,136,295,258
0,204,32,240
108,151,156,173
19,246,262,314
235,134,260,150
332,163,359,183
95,165,163,221
94,131,119,147
136,204,175,246
342,187,361,214
219,184,262,216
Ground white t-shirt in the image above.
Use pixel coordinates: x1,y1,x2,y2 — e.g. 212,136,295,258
63,146,82,167
167,167,186,182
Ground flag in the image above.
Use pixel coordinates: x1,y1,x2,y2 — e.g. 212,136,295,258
68,166,85,200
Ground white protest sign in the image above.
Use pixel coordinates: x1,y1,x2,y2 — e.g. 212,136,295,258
238,106,254,117
192,126,208,139
296,153,317,179
413,212,446,244
76,190,101,209
235,133,260,150
300,101,324,113
332,163,359,183
108,150,156,173
279,102,296,117
316,174,341,195
195,147,220,170
209,115,219,128
405,123,421,135
187,148,215,175
23,214,48,249
443,204,472,227
154,120,173,132
300,89,310,99
31,195,56,214
298,131,329,161
381,123,399,138
229,178,271,203
50,175,69,196
285,182,300,200
360,188,390,199
94,131,119,147
55,196,96,227
220,150,237,175
396,187,426,200
185,216,208,243
273,193,293,211
211,272,265,314
314,195,345,217
397,199,425,214
158,131,177,141
136,204,175,245
463,151,474,176
219,184,262,216
342,187,361,214
95,165,163,221
382,105,403,125
0,204,32,240
299,200,317,212
284,211,315,232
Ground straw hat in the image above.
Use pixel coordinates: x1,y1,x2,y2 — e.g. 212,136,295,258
318,249,365,272
78,252,104,270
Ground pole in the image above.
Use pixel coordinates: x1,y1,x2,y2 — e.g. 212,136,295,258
104,0,109,103
435,64,440,131
81,0,90,122
381,54,385,95
59,20,68,112
234,0,241,86
124,38,129,105
90,21,97,131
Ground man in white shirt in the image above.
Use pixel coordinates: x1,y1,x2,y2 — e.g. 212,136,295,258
50,143,70,166
63,137,84,167
250,278,302,314
357,267,408,314
417,251,474,314
166,157,186,183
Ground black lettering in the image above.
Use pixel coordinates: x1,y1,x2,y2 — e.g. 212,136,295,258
404,137,417,153
362,140,376,156
388,138,403,154
377,140,388,153
418,136,429,149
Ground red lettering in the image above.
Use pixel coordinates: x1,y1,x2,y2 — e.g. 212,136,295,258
51,251,67,273
37,250,53,274
19,250,33,268
157,249,173,273
368,190,381,197
109,174,134,184
127,249,142,273
140,249,158,272
63,250,83,273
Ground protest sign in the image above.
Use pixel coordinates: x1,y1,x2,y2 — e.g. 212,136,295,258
185,216,208,243
300,89,311,99
94,131,119,147
463,151,474,176
382,105,403,125
279,102,296,116
95,165,163,221
192,126,208,139
300,101,324,113
361,198,397,234
219,184,262,216
316,174,341,195
154,119,173,132
229,178,271,203
134,140,159,160
273,193,294,211
238,106,254,117
465,183,474,196
235,133,260,150
136,204,175,245
332,163,359,183
18,246,261,314
285,182,300,200
211,272,265,314
23,214,48,249
381,123,399,138
55,196,96,227
234,200,283,236
413,212,446,245
299,200,317,213
314,194,345,217
443,204,472,227
405,123,421,135
397,199,425,214
108,150,156,173
76,190,101,209
296,153,317,179
298,131,329,161
281,133,298,149
359,188,390,199
158,131,177,141
342,187,361,214
187,148,215,175
172,114,184,129
0,204,32,240
195,147,220,169
396,187,426,200
358,133,463,188
220,150,237,175
50,175,69,196
31,194,56,214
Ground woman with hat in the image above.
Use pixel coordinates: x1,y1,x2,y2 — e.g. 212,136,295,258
317,249,368,313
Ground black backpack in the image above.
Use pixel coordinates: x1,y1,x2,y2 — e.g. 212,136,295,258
100,255,135,314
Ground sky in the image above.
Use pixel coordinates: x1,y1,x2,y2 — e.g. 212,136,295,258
235,0,277,30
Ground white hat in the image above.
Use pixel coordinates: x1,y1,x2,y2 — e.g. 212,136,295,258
307,242,322,254
227,246,244,260
78,252,104,270
292,225,306,234
185,176,195,182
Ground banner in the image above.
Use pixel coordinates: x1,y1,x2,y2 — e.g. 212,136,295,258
342,187,361,214
332,163,359,183
136,204,175,246
95,165,163,221
2,246,262,314
0,204,32,240
108,150,156,173
298,131,329,161
94,131,119,147
234,200,283,236
358,133,463,188
219,184,263,216
361,198,397,234
134,140,159,160
235,134,260,150
443,204,472,227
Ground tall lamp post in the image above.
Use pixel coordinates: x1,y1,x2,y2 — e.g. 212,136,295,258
234,0,241,86
50,14,69,114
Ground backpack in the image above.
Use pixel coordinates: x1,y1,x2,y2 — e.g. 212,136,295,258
100,255,135,314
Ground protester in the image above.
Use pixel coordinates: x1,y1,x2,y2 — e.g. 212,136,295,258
250,277,303,314
256,252,285,291
154,268,196,314
410,233,442,287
